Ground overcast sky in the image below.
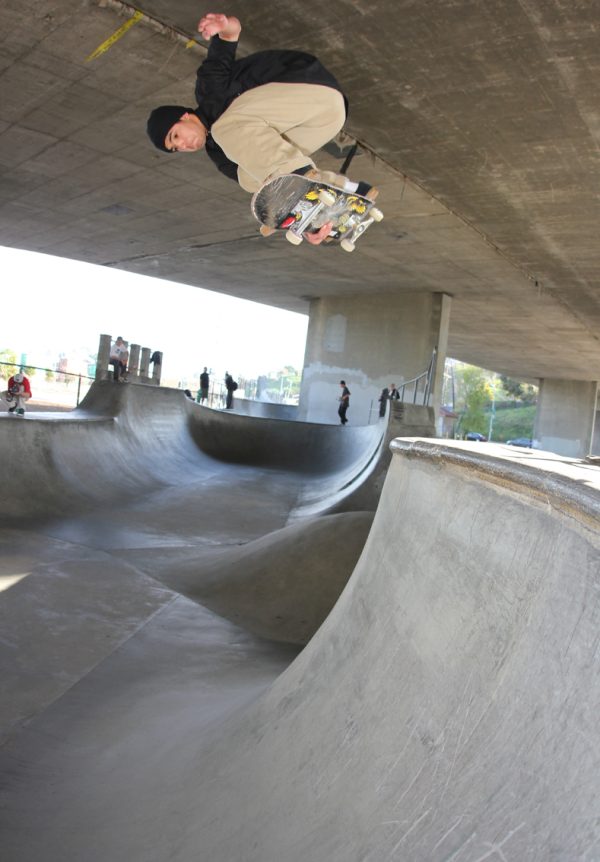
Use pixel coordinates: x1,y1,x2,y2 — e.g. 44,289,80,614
1,246,308,385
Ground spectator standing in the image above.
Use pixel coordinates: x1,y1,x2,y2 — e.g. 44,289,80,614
119,341,129,382
338,380,350,425
224,372,237,409
379,382,400,417
378,386,389,417
3,371,32,415
198,367,210,404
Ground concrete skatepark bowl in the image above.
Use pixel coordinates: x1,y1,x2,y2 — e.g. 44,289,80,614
0,382,599,861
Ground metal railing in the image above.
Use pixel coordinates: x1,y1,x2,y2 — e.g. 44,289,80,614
396,347,437,406
0,361,95,407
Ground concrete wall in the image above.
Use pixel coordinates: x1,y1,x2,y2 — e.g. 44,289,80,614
534,378,599,458
298,291,450,424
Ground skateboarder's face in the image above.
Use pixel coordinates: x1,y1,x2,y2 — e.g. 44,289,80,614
165,113,207,153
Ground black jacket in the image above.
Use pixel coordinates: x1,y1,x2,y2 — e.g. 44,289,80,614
194,37,348,181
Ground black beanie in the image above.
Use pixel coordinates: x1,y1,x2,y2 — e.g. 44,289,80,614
146,105,194,152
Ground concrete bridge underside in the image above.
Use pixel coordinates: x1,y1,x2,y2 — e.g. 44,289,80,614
1,0,599,383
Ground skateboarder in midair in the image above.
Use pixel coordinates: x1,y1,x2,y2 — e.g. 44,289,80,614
146,13,375,245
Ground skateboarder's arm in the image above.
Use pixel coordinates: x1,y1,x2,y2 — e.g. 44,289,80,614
194,29,239,108
198,14,241,42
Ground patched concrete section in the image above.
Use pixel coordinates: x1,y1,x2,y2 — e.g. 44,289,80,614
0,1,599,382
299,291,449,423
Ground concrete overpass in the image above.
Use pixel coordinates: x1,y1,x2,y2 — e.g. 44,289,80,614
1,0,599,447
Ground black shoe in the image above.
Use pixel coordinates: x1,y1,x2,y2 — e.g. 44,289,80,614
8,405,16,413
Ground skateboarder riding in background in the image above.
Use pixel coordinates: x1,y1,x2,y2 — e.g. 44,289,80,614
146,12,376,246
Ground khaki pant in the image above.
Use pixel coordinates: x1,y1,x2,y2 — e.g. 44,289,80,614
211,83,346,192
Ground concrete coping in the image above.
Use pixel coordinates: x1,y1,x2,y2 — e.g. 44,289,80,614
390,437,600,533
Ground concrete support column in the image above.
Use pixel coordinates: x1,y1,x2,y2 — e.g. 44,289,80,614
298,291,451,425
129,343,140,378
534,379,599,458
96,334,111,381
140,348,151,380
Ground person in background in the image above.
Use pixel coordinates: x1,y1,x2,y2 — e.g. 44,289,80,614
118,341,129,382
198,367,210,404
109,336,127,382
3,371,32,415
224,372,238,409
379,382,400,417
338,380,350,425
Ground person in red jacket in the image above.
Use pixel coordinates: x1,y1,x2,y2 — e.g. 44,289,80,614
3,372,32,415
146,13,376,245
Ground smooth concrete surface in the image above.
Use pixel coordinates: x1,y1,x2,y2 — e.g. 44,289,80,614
125,511,375,646
0,380,398,743
1,416,599,861
534,378,599,458
1,0,600,384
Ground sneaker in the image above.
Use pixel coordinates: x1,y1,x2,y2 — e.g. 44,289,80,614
8,405,16,413
16,408,25,415
356,180,379,201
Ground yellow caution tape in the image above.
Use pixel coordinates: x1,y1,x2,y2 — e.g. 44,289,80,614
85,10,144,62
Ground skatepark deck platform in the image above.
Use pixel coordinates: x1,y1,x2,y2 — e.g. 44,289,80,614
0,383,599,861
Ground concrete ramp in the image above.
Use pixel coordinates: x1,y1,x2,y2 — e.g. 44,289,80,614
1,436,598,860
0,381,413,522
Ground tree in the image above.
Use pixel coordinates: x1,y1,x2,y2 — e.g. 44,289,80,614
0,348,18,379
499,375,538,403
454,363,493,436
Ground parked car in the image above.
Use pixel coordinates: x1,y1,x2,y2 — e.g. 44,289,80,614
465,432,487,441
506,437,533,447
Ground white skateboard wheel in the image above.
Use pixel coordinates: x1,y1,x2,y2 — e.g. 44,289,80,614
286,230,303,246
340,238,355,253
318,189,336,206
370,207,384,222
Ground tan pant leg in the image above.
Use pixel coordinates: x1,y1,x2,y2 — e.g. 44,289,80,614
211,83,346,193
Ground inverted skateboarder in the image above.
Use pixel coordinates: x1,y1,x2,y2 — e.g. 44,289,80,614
146,13,374,245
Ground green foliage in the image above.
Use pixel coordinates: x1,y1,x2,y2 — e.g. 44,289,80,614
488,405,536,442
453,364,493,436
0,349,35,378
499,375,537,403
260,366,302,401
0,348,18,378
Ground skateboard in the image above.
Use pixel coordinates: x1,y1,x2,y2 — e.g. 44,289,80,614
251,174,383,252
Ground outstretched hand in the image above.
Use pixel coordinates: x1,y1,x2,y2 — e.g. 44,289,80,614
304,222,334,245
198,13,241,42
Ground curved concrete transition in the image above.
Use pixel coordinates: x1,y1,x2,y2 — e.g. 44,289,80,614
1,386,599,861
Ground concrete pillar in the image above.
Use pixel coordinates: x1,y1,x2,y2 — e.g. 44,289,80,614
139,348,151,380
128,343,140,378
298,291,451,425
534,379,599,458
151,352,163,385
96,334,111,381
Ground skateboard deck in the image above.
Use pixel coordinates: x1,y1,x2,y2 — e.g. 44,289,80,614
251,174,383,251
